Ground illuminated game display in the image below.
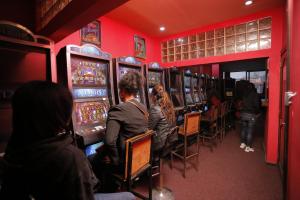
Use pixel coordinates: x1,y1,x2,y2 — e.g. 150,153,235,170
192,76,200,103
183,72,194,106
167,68,184,108
144,62,165,108
57,44,114,145
113,56,146,104
71,57,107,86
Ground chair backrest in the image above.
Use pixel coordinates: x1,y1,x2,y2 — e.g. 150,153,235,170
211,106,219,122
124,130,153,179
183,112,201,136
220,102,227,117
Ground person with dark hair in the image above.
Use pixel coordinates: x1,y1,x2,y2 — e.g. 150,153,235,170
148,84,176,152
239,82,260,152
0,81,134,200
90,71,148,192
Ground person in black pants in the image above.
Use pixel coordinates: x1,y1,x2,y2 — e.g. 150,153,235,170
239,82,260,152
90,71,148,192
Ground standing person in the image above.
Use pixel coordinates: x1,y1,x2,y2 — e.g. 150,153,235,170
0,81,134,200
239,82,260,152
90,71,148,191
148,84,176,153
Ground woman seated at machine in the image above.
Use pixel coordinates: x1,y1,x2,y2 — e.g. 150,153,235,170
148,84,176,153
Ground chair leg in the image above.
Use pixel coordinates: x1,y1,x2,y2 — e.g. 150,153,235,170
196,134,199,171
148,167,152,200
170,152,173,169
184,136,187,178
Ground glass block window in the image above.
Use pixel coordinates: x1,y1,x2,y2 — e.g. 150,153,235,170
161,17,272,63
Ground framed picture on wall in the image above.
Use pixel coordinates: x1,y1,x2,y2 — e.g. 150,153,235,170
81,20,101,47
134,35,146,59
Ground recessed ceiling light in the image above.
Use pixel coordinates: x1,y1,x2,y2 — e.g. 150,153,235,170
245,0,253,6
160,26,165,31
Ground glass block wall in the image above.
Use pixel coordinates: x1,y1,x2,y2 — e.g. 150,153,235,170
161,17,272,63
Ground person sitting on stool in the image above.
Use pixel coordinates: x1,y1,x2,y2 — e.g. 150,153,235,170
148,84,176,154
90,71,148,192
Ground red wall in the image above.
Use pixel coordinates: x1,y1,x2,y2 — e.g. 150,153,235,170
160,7,284,164
212,64,220,77
55,16,161,63
287,0,300,199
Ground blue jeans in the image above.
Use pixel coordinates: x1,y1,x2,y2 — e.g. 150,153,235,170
94,192,135,200
240,113,256,147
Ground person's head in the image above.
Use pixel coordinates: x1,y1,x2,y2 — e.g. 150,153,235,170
118,71,143,102
10,81,73,146
151,84,175,125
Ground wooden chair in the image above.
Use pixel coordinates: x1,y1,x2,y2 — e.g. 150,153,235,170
171,112,201,178
112,130,153,200
199,105,219,151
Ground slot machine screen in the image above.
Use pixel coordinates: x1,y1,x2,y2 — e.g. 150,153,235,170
184,76,191,87
71,56,107,87
119,66,142,102
148,87,153,94
194,92,200,103
170,73,184,107
73,100,109,135
0,45,48,138
176,114,184,125
199,78,203,88
85,141,104,157
186,93,193,105
148,71,162,87
193,78,198,88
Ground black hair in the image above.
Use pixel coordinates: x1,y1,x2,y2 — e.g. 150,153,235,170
118,71,143,95
8,81,73,147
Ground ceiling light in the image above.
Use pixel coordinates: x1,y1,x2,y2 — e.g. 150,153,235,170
160,26,165,31
245,0,253,6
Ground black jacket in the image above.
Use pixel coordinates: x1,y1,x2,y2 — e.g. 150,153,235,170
148,105,174,152
104,99,148,166
0,134,98,200
241,89,260,114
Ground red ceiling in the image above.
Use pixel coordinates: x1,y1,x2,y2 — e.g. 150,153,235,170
105,0,285,37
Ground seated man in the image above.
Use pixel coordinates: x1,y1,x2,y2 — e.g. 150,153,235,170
91,71,148,192
0,81,134,200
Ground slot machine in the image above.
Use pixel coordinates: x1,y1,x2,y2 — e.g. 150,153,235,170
183,69,196,110
113,56,146,105
0,21,55,153
166,67,186,125
191,73,201,108
199,74,208,111
57,44,114,154
223,78,236,100
144,62,165,109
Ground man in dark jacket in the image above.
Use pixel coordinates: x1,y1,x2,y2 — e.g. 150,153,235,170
90,72,148,192
239,82,260,152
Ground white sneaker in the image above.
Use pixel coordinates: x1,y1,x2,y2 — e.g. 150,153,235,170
240,143,246,149
245,146,254,152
